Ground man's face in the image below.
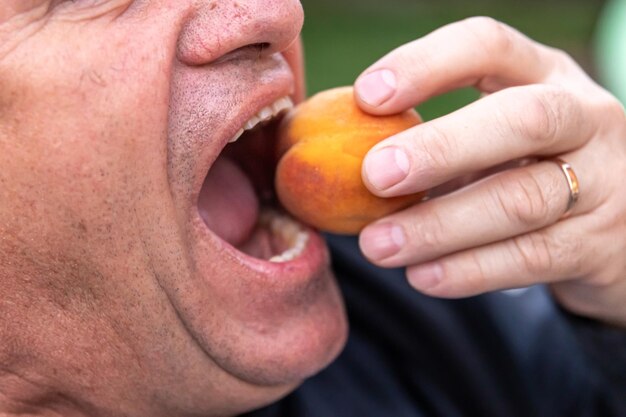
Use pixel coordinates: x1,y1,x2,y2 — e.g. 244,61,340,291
0,1,347,415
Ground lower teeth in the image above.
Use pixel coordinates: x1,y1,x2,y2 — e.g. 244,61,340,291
258,210,309,263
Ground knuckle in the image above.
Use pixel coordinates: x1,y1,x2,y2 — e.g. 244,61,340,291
549,47,577,70
512,230,583,278
419,123,457,172
558,232,585,273
495,86,581,147
603,95,626,124
493,171,551,228
461,16,514,56
515,88,564,144
463,251,489,294
408,205,447,252
511,232,555,276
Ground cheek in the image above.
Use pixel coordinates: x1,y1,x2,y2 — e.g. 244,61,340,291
0,16,181,280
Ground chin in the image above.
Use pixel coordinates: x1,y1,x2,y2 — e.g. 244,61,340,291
162,57,349,390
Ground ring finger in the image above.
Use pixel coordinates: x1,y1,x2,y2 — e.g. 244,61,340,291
359,150,600,268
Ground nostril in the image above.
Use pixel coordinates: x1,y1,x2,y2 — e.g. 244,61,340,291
251,43,271,52
177,0,302,66
241,42,272,59
211,43,274,65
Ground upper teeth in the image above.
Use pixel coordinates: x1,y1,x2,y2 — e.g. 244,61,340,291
228,96,294,143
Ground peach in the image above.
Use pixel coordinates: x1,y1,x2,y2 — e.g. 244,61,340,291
275,86,426,234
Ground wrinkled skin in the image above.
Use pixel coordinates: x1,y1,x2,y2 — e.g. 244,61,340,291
0,1,346,416
356,17,626,328
3,2,625,416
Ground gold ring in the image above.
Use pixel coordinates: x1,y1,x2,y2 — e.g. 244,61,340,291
546,157,580,219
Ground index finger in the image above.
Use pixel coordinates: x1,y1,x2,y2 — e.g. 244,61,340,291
361,84,594,196
353,16,567,114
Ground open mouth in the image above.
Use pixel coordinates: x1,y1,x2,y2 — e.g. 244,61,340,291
196,96,312,264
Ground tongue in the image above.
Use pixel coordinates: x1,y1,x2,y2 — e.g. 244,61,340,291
198,156,259,247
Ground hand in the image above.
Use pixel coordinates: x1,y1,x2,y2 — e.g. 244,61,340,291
355,17,626,327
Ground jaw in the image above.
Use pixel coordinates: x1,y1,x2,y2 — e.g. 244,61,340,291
160,52,348,387
0,3,338,415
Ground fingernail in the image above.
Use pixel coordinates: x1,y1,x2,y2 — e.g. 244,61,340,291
359,223,405,261
408,263,443,290
355,69,397,107
364,146,410,190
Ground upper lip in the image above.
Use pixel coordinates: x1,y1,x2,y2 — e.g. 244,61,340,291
217,57,295,154
190,54,296,203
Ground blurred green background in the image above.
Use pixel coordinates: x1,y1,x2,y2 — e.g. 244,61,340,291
300,0,609,120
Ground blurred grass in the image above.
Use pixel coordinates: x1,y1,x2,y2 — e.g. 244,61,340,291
300,0,606,120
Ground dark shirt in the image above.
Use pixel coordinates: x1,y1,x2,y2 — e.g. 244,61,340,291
243,235,626,417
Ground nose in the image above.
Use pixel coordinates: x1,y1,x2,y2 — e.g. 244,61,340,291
177,0,304,66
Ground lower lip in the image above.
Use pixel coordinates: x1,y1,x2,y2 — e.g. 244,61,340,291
192,213,330,284
237,226,329,278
